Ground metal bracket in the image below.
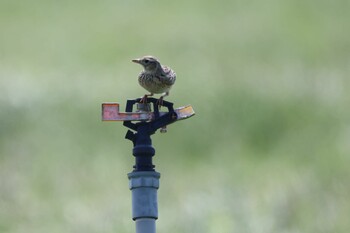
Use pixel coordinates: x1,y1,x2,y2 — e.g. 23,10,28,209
102,97,194,136
102,101,195,122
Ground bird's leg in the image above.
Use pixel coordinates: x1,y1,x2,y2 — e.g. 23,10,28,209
157,92,169,107
140,93,153,104
158,92,169,133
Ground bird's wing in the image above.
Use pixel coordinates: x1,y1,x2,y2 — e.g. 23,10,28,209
161,66,176,85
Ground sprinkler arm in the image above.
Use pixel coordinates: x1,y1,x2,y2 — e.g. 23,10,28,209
102,103,195,121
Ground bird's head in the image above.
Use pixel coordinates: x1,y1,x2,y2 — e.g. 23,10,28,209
132,56,161,72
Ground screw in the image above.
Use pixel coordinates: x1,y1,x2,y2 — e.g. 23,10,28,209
160,126,167,133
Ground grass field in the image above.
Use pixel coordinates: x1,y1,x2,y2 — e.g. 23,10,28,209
1,0,350,232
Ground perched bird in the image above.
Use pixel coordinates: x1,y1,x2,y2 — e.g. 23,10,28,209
132,55,176,105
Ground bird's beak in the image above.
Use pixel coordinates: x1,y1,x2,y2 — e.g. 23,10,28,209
132,58,141,64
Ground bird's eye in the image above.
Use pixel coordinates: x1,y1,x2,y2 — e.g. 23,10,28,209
144,60,149,63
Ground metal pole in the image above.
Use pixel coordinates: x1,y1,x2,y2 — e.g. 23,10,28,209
135,219,155,233
128,171,160,233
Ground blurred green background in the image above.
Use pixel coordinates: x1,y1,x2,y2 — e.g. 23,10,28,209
1,0,350,232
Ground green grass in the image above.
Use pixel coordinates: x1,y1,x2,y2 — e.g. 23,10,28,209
1,0,350,232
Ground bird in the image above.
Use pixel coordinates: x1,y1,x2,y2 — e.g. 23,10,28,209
132,55,176,105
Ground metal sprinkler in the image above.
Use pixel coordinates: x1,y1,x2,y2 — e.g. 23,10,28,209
102,97,195,233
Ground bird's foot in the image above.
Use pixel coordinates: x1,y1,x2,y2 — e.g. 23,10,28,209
157,92,169,109
140,93,154,104
157,97,164,108
140,95,148,104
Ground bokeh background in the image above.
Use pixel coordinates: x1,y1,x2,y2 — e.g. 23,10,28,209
1,0,350,232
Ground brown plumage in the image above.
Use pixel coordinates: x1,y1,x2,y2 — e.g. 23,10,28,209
132,55,176,104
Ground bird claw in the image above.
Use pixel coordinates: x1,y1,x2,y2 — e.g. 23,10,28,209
157,97,164,108
140,95,148,104
139,95,165,110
